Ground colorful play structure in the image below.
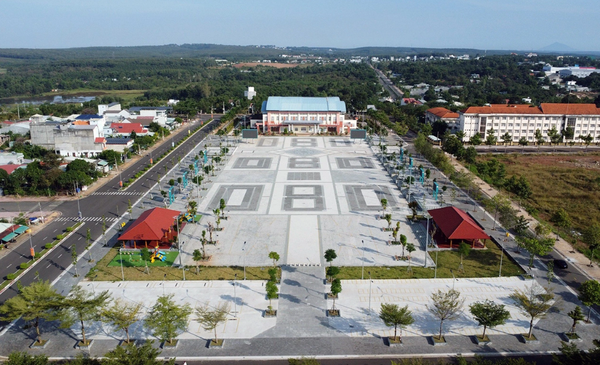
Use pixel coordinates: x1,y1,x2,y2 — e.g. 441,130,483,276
150,250,167,263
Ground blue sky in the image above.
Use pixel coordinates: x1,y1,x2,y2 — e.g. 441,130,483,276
1,0,599,51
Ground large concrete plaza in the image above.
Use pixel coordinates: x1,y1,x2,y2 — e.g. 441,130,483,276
180,137,434,268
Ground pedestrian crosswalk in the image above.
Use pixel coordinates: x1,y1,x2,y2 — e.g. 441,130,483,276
92,191,144,196
55,217,119,222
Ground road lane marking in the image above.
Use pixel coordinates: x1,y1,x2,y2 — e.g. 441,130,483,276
58,254,62,258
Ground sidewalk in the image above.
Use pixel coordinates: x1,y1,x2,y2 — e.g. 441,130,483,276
448,156,600,282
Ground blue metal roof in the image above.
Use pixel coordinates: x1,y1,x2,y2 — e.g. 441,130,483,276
76,114,103,120
261,97,346,113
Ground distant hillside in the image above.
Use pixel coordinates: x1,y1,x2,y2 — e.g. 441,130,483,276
0,43,597,62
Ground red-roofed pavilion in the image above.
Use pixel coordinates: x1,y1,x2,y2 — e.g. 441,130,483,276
118,207,182,249
427,206,490,249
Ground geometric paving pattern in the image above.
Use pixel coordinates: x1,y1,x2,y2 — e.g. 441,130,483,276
208,185,263,211
336,157,374,169
232,157,272,169
344,185,396,211
283,185,325,212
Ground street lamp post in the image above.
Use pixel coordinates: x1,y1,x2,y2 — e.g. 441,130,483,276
119,248,124,282
233,273,237,317
499,241,504,277
425,214,430,268
361,240,365,280
451,270,456,291
74,182,82,220
243,241,247,280
368,271,372,316
434,249,439,279
29,233,34,259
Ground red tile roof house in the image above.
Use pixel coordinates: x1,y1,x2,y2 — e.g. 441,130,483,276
108,123,149,137
0,164,27,175
427,206,490,249
118,208,183,249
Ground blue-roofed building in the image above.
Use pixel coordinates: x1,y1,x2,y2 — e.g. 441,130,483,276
257,96,354,135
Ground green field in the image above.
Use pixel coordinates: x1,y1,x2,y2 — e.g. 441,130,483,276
107,251,179,268
339,241,524,280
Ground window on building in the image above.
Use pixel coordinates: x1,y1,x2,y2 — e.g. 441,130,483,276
567,117,576,127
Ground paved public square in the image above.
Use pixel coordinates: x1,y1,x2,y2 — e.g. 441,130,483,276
182,137,434,268
75,276,540,342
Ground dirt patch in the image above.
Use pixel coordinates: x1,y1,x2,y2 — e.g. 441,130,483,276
233,62,302,69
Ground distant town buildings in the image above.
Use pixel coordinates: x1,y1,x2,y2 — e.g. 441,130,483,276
542,64,599,78
257,96,355,135
425,107,460,131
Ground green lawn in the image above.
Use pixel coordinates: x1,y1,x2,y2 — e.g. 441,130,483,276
338,242,524,280
107,251,179,268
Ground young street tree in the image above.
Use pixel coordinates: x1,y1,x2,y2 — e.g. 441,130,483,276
330,278,342,313
568,306,585,334
427,289,465,341
196,302,230,345
60,285,111,346
71,244,78,277
577,280,600,323
266,281,278,313
101,299,144,344
326,266,340,282
0,280,63,345
144,294,192,346
406,243,416,272
469,300,511,340
510,284,555,339
192,249,203,274
517,236,554,269
268,251,280,266
379,303,414,342
457,241,471,272
582,223,600,266
380,198,388,218
324,249,337,266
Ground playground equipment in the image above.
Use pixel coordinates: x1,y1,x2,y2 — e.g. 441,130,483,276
150,250,167,263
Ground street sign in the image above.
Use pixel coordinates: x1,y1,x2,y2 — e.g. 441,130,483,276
242,129,258,139
350,129,367,139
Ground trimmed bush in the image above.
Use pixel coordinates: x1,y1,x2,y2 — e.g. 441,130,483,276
19,262,30,270
6,273,17,280
56,234,65,240
45,243,53,249
34,252,42,259
65,227,74,232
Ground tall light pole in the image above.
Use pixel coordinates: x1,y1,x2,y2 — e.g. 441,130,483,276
38,202,44,223
29,232,34,259
119,248,124,282
361,240,365,280
451,270,456,291
425,214,430,268
233,273,237,318
74,182,82,220
434,250,439,279
499,240,505,277
368,271,372,316
243,241,247,280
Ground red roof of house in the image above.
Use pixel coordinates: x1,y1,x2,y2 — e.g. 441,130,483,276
94,137,106,144
463,103,600,116
540,103,600,115
428,206,490,240
0,164,26,175
427,107,459,119
402,98,423,105
110,123,147,134
118,207,181,242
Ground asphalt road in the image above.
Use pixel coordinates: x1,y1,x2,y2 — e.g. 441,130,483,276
401,130,596,307
0,116,221,308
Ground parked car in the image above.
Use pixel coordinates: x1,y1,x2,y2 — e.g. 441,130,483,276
554,259,568,269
